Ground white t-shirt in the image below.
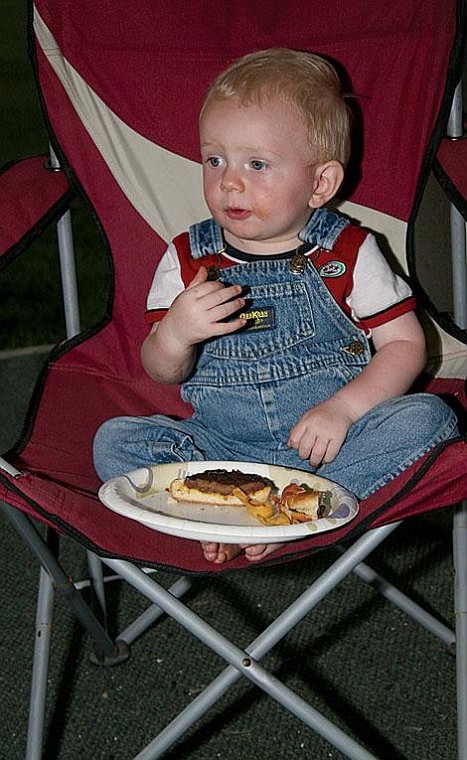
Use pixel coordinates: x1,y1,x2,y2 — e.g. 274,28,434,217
146,230,415,334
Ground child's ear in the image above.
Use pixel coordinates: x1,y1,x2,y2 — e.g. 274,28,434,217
308,161,344,208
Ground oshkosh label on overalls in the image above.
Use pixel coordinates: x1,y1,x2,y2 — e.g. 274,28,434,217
239,307,275,330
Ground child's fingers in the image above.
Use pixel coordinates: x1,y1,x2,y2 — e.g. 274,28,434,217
212,316,247,336
308,437,329,468
320,437,343,464
187,265,209,288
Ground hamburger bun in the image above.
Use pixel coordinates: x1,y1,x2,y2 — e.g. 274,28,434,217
168,468,274,507
278,483,325,522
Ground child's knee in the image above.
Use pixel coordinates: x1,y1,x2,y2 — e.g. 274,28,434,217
94,416,124,452
409,393,458,442
92,416,134,480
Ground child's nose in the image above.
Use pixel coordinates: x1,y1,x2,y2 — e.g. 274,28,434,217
220,165,244,192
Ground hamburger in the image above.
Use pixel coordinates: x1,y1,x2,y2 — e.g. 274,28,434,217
277,483,328,523
168,469,330,525
169,468,275,507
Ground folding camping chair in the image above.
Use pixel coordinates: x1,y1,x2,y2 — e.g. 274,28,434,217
0,1,466,758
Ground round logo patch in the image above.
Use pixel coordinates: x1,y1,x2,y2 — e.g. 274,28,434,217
319,260,346,278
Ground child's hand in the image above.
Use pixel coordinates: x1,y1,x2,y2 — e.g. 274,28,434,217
141,266,246,385
165,266,246,346
287,397,356,468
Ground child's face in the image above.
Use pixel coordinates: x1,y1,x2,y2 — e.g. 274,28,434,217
200,97,317,254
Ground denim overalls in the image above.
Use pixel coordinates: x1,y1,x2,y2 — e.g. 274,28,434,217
93,210,458,498
183,211,371,451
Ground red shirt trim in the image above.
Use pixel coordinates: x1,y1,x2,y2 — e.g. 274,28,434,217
145,227,416,331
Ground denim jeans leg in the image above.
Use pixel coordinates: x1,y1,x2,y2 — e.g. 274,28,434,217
317,393,459,499
93,414,209,482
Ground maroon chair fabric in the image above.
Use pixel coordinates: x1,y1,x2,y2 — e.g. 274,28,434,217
0,0,465,573
0,155,73,265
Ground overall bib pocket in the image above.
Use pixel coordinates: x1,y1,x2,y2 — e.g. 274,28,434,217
203,280,315,361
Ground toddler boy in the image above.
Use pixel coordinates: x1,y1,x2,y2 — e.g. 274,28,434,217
93,49,458,563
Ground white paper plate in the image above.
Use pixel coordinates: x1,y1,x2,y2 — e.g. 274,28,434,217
99,461,358,544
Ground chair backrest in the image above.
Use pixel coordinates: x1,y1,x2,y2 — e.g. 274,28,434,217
6,0,464,495
32,0,466,376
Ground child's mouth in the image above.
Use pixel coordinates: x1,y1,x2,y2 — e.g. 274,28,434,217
226,207,251,220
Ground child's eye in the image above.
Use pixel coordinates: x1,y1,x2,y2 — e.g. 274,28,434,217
206,156,224,168
250,159,268,171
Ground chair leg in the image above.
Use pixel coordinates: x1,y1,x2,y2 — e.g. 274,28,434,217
86,550,108,629
453,499,467,760
117,575,193,646
48,144,81,339
0,501,128,665
25,566,55,760
446,81,467,329
103,524,400,760
450,204,467,329
346,553,455,645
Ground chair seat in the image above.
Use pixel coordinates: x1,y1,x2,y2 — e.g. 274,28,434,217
1,431,464,573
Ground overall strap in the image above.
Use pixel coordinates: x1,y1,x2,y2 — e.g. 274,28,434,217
188,208,351,259
189,218,224,259
299,208,350,250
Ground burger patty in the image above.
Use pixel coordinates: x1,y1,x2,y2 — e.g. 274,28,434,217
183,469,274,496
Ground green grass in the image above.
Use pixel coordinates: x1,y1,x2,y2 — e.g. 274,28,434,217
0,1,109,350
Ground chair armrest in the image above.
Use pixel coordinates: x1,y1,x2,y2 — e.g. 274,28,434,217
434,135,467,217
0,154,75,269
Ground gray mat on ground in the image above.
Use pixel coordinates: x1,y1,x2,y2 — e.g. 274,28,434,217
0,509,456,759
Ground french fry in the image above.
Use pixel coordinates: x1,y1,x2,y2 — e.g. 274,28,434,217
231,487,291,526
268,512,291,525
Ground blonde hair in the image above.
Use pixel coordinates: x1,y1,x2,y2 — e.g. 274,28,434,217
201,48,351,167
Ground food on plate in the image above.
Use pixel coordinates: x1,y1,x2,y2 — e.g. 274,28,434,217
169,468,275,507
168,468,331,526
277,483,327,523
231,486,290,525
232,482,330,525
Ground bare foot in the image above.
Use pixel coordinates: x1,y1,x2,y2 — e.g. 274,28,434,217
240,543,285,563
200,541,286,564
200,541,244,564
